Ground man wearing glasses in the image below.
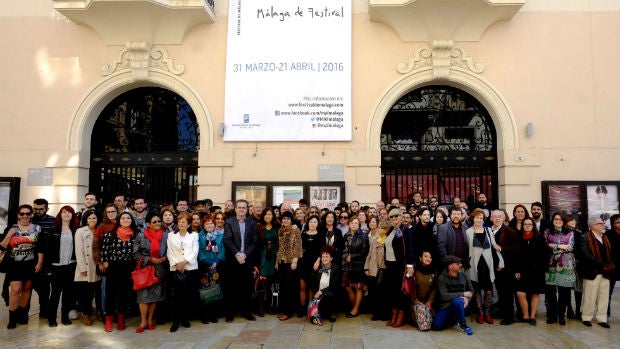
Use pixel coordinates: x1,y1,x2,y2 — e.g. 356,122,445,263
578,217,614,328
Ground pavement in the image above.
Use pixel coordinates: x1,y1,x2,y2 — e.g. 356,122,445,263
1,284,620,349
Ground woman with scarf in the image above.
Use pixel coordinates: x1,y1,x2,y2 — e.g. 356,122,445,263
514,217,550,325
544,213,576,325
364,220,390,321
101,211,138,332
342,216,369,318
198,214,225,323
310,246,342,323
133,212,169,333
465,208,502,325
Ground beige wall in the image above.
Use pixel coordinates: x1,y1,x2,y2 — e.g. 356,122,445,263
0,1,618,213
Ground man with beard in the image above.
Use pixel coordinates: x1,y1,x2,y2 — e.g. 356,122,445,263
31,198,56,319
437,207,470,268
531,202,552,233
490,210,520,325
77,192,100,226
473,193,495,221
131,196,149,233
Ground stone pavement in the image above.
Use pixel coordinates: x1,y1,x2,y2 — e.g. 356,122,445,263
1,290,620,349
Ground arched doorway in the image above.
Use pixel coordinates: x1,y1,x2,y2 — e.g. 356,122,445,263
89,87,199,207
381,85,498,208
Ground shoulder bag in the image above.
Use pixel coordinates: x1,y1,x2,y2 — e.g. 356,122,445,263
131,255,160,291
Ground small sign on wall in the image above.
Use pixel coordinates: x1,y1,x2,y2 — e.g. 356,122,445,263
318,164,344,181
28,168,53,186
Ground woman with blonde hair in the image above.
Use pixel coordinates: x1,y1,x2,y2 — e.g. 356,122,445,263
364,220,391,321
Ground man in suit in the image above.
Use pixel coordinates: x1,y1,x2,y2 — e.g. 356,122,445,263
223,199,258,322
437,206,470,268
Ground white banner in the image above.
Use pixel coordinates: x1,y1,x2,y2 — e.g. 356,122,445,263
224,0,351,141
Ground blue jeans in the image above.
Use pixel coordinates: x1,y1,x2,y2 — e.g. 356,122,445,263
432,297,467,330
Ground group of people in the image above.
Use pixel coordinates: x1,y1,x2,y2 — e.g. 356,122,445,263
1,192,619,337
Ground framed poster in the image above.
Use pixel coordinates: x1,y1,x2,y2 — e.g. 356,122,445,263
310,186,341,210
0,177,21,233
273,186,304,208
547,184,582,217
234,185,267,207
586,184,619,229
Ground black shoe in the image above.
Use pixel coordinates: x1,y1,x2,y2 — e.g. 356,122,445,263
370,314,381,321
598,322,610,328
226,316,234,323
558,317,566,326
529,319,537,326
210,317,218,323
181,320,191,328
49,320,58,327
242,313,256,321
328,316,336,323
566,310,575,319
170,322,179,332
62,318,72,326
546,318,556,324
200,317,210,324
500,319,514,325
582,320,592,327
16,307,28,324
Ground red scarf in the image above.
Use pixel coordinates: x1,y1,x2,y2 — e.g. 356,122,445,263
117,227,134,242
144,228,163,258
587,230,612,274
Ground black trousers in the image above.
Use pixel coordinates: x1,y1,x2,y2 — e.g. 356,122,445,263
223,262,253,317
48,263,76,320
105,262,132,315
545,284,571,319
495,269,516,321
75,281,102,316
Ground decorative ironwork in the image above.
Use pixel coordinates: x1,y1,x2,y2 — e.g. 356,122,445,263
381,86,494,153
381,85,498,206
90,87,198,207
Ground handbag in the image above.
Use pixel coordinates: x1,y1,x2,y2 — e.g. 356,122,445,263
401,271,414,297
413,303,433,331
376,268,386,285
0,248,11,273
131,256,160,291
307,298,322,325
200,283,223,305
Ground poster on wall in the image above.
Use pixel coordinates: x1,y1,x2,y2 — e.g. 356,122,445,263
586,184,619,229
224,0,351,141
234,185,267,206
273,186,304,208
310,186,340,210
547,184,581,217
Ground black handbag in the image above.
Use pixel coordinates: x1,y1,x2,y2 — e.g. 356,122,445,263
376,268,386,285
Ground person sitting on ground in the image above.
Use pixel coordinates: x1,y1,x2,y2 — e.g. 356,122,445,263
431,255,474,335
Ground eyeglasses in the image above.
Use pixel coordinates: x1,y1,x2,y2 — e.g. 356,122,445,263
340,216,348,219
151,220,161,224
18,212,32,216
389,215,401,219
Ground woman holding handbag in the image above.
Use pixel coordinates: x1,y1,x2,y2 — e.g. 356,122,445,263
133,212,169,333
101,211,138,332
166,212,199,332
198,214,225,324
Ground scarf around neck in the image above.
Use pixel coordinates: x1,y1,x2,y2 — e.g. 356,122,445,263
144,228,163,257
117,226,134,242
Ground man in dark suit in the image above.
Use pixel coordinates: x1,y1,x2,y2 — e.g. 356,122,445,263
223,199,258,322
437,206,470,268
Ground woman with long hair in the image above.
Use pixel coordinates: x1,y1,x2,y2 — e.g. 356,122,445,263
1,204,43,329
514,217,550,325
190,212,202,233
275,211,302,321
465,208,501,325
294,207,307,230
367,215,380,242
544,213,576,325
364,220,390,321
166,211,199,332
93,203,117,320
342,216,369,318
299,214,325,317
357,210,369,235
412,249,438,331
133,212,169,332
198,214,224,324
73,209,102,326
509,204,530,233
412,207,439,268
433,209,447,238
319,211,344,267
257,207,279,315
47,205,80,327
101,211,138,332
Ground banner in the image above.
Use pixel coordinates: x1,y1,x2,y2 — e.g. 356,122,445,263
224,0,351,141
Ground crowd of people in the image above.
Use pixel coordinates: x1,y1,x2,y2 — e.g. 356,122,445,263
1,192,619,336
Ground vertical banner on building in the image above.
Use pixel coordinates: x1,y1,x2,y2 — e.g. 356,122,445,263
224,0,351,141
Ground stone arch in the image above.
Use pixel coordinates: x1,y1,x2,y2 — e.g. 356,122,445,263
67,69,213,153
367,67,518,152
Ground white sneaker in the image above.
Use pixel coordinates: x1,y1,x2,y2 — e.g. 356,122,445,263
68,310,79,320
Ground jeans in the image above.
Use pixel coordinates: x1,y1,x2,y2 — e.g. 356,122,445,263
432,297,467,330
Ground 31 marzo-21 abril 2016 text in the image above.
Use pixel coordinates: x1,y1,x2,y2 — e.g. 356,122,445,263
232,62,344,73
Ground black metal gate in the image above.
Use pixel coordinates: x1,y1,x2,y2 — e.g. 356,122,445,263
89,87,199,208
381,85,498,207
